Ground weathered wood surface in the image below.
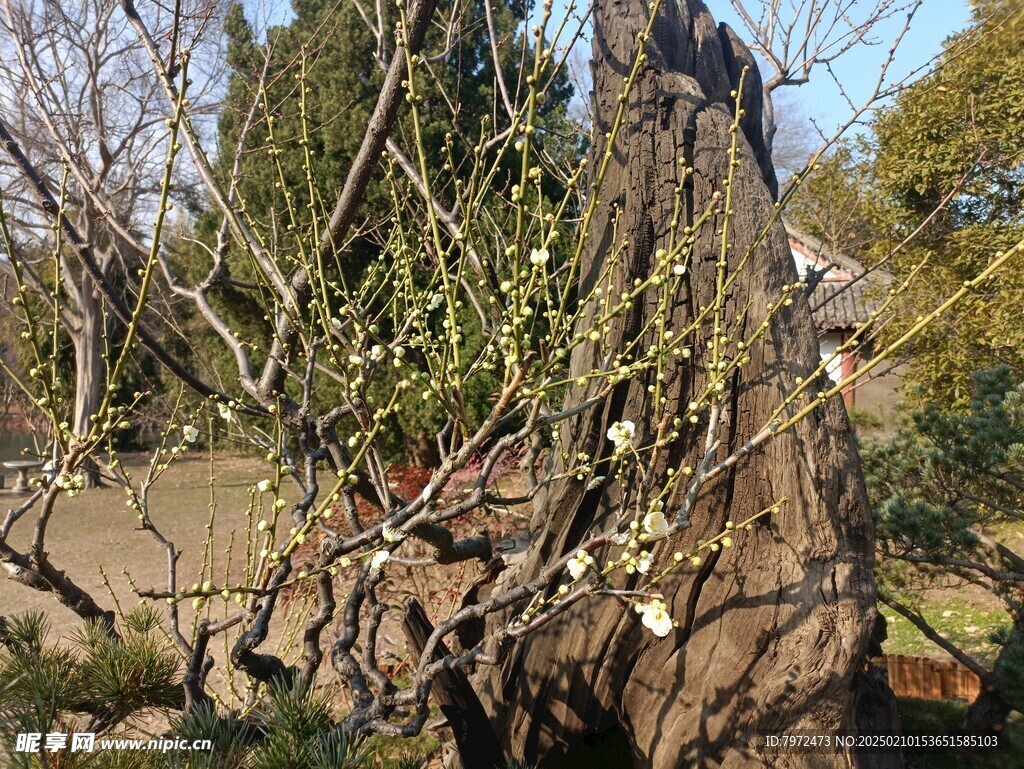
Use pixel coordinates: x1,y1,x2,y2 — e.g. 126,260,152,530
877,655,982,702
403,598,505,768
471,1,900,766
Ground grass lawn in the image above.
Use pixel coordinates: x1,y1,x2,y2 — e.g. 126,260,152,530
365,731,441,768
881,597,1011,666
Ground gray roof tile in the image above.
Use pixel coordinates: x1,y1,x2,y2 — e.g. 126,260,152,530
785,221,893,332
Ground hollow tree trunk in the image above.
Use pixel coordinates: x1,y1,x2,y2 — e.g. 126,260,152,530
473,1,899,767
72,276,104,488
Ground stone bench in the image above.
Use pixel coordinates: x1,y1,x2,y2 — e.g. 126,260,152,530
2,460,44,494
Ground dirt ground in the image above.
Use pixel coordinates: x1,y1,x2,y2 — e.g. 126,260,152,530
1,453,284,626
0,452,514,764
0,451,504,719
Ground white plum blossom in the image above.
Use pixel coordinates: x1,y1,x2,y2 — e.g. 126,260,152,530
606,420,636,451
330,317,343,331
217,402,233,422
426,293,444,311
639,599,673,637
256,479,272,493
529,247,549,267
182,424,199,443
566,549,591,580
370,550,390,570
382,523,406,543
636,551,654,574
642,509,669,536
567,559,586,580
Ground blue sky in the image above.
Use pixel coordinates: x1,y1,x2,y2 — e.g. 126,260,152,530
710,0,975,135
258,0,974,136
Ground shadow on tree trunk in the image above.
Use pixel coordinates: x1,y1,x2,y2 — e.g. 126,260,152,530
404,598,505,768
467,1,903,767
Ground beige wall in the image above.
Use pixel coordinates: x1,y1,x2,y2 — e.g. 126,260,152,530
817,333,904,436
846,359,904,436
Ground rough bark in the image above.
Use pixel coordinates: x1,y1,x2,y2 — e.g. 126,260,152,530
403,599,505,768
473,1,898,767
963,611,1024,736
963,683,1012,738
404,434,442,469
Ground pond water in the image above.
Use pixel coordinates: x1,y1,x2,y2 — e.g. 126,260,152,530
0,429,40,464
0,427,163,466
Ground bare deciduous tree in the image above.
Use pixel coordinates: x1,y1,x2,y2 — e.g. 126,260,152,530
726,0,918,173
0,0,1019,766
0,0,224,484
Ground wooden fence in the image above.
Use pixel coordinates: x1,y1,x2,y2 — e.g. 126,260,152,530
872,655,981,702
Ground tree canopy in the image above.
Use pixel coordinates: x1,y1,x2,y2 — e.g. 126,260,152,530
182,0,578,461
864,366,1024,733
790,0,1024,407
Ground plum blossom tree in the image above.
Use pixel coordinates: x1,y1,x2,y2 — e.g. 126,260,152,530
1,0,1021,766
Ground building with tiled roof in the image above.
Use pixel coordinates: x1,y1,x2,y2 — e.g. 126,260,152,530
786,221,899,413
